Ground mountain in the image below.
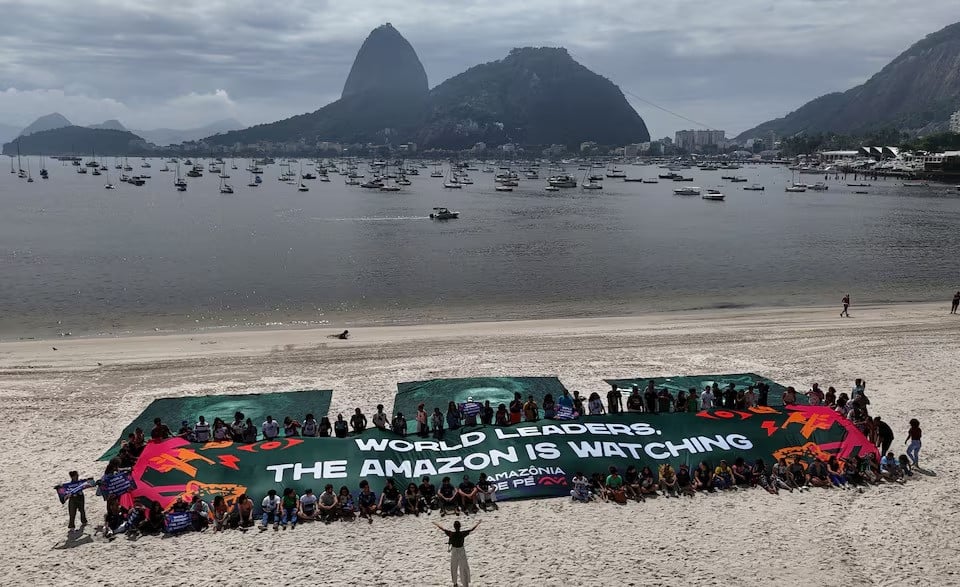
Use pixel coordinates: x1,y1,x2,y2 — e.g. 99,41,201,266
1,126,148,156
89,119,128,131
341,22,429,99
738,22,960,140
19,112,72,136
205,26,649,150
134,119,245,146
419,47,650,149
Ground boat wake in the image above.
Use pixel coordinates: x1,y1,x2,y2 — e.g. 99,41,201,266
311,216,431,222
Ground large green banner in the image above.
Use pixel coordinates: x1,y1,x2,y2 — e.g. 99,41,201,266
101,389,332,460
130,406,876,511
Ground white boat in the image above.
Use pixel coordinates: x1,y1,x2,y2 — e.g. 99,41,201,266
743,184,765,191
702,189,725,201
641,178,658,184
785,185,807,193
581,180,603,190
495,185,513,192
219,174,234,194
673,186,701,196
430,207,459,220
544,185,560,192
548,174,577,188
443,181,462,189
808,182,829,191
298,182,309,192
104,183,115,190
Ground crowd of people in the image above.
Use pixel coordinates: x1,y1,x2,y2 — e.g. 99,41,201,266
76,377,921,539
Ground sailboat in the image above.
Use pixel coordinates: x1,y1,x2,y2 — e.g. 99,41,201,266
16,139,26,178
39,154,49,179
219,172,234,194
104,166,115,189
174,162,187,191
8,154,14,174
26,158,34,182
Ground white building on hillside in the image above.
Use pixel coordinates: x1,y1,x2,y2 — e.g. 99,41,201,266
950,109,960,133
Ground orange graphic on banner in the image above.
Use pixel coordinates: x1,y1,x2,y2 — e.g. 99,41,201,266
148,448,215,477
781,411,833,438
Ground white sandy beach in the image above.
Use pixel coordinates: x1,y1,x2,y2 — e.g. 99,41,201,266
2,302,958,586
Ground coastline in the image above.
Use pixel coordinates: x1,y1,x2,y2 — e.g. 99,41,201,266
5,301,958,584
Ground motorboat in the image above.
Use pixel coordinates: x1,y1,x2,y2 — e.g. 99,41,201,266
547,174,577,188
785,185,807,192
702,189,725,201
581,180,603,190
495,185,513,192
544,185,560,192
430,207,459,220
730,177,748,183
673,186,701,196
298,183,309,192
379,184,401,192
743,184,765,191
641,179,659,184
104,183,115,190
808,182,829,191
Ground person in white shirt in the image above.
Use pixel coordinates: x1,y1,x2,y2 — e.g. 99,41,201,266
261,489,281,530
372,404,390,430
262,416,280,440
700,387,714,410
193,416,211,443
298,488,318,521
301,414,319,437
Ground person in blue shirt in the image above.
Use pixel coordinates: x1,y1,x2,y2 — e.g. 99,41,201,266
557,389,574,409
358,480,378,524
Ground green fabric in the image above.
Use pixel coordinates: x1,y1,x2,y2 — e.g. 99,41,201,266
393,377,567,421
100,389,332,461
603,373,798,406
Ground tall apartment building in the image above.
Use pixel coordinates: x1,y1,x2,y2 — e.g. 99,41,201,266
674,129,726,151
950,109,960,133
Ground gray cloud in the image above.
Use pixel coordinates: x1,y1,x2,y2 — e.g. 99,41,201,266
0,0,956,136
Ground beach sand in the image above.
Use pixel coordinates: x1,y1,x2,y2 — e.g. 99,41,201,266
2,302,957,586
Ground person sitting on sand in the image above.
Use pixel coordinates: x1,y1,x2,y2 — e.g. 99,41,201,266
676,464,696,496
138,502,165,534
446,401,462,430
693,462,713,492
898,455,913,478
262,415,280,440
477,473,497,510
753,459,777,494
880,451,903,482
605,466,627,504
103,496,131,538
860,453,881,484
771,458,795,492
659,463,678,497
588,392,605,415
242,418,258,443
590,473,607,501
260,489,281,531
379,479,403,517
624,465,643,502
318,485,339,522
319,416,332,437
190,494,211,531
392,412,408,436
806,459,830,487
627,386,644,413
788,456,807,489
350,408,367,434
211,495,229,531
301,413,319,437
338,486,356,520
419,476,438,510
283,416,301,437
731,457,751,486
193,416,211,442
713,460,734,490
357,480,378,523
298,488,318,522
458,475,480,513
570,471,592,502
403,483,423,516
438,476,459,515
231,493,255,528
334,414,348,438
639,466,658,496
826,456,847,488
372,404,389,430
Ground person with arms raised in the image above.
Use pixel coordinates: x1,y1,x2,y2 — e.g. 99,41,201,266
434,520,480,587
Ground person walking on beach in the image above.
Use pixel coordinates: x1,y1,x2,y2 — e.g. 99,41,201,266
434,520,480,587
840,294,850,317
905,418,922,467
951,291,960,314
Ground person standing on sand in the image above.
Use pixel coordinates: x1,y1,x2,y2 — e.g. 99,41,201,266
434,520,479,587
951,291,960,314
841,293,850,317
905,418,922,467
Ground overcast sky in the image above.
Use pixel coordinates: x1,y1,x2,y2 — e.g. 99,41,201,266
0,0,957,136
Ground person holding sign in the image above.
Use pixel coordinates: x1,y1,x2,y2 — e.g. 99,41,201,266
58,470,90,529
434,520,480,587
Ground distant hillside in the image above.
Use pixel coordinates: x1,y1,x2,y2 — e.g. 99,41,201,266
89,119,128,131
20,112,72,136
1,126,148,156
420,47,650,149
205,25,649,150
738,21,960,139
136,119,245,146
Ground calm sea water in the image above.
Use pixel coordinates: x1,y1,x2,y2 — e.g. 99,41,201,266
2,157,959,338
